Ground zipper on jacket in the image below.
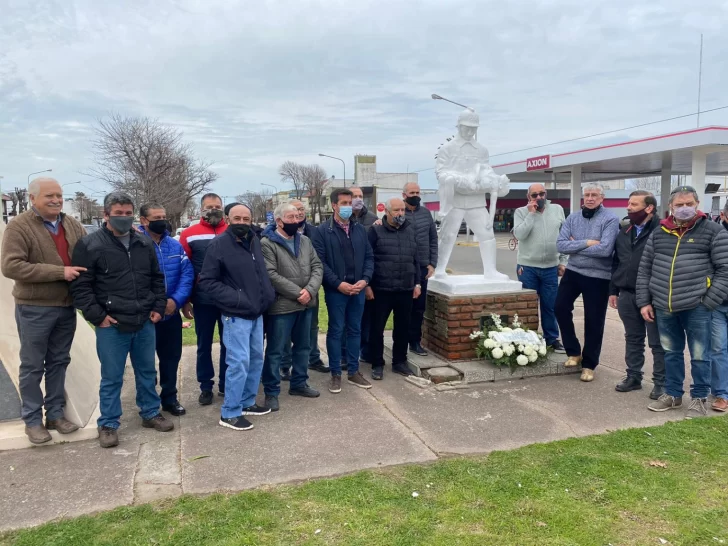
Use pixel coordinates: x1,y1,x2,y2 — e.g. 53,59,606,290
667,232,683,313
155,240,169,293
127,249,142,316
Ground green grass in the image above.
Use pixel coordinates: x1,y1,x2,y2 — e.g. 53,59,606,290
182,289,392,346
3,418,728,545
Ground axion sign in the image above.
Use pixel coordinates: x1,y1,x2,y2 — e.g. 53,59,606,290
526,154,551,171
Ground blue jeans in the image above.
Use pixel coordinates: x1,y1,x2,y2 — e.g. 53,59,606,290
517,264,559,345
324,289,366,376
340,299,372,362
710,304,728,399
221,315,264,418
263,310,312,396
194,303,227,394
280,302,321,370
96,321,160,429
656,305,712,399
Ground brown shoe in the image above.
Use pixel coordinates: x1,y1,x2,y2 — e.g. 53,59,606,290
141,414,174,432
25,424,52,445
46,417,79,434
347,371,372,389
580,369,595,382
329,375,342,394
712,397,728,412
98,426,119,448
565,355,582,368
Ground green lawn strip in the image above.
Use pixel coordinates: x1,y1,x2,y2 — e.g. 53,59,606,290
3,418,727,545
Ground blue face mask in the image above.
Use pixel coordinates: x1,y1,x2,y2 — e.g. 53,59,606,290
338,206,353,220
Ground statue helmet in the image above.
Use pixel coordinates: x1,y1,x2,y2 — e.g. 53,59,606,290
457,108,479,127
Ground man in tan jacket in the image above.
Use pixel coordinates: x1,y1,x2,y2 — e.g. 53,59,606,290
0,178,86,444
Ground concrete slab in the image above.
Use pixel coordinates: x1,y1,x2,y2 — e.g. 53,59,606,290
423,366,462,383
0,359,20,421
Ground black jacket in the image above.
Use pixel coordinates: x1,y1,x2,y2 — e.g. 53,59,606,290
313,218,374,291
197,227,275,320
70,226,166,331
367,216,420,291
351,206,378,229
610,215,660,296
404,204,438,268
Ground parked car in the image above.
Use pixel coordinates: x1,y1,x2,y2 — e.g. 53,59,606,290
83,224,100,234
175,227,184,240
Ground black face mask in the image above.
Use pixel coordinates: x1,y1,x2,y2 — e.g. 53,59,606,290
405,196,421,207
147,219,168,235
281,222,299,237
582,206,598,219
229,224,250,239
535,198,546,211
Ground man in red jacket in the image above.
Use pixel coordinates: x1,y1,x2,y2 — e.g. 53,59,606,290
179,193,228,406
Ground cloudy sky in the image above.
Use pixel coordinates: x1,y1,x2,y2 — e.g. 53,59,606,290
2,0,727,201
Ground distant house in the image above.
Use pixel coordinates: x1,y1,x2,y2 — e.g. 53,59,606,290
1,194,10,224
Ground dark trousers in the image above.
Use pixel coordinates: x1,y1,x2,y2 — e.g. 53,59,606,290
280,301,322,371
263,310,313,396
554,269,610,369
155,312,183,406
517,264,560,345
194,302,227,393
15,305,76,427
370,289,414,368
617,290,665,386
408,266,429,344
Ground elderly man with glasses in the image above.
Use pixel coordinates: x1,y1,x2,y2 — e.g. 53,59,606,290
513,183,567,354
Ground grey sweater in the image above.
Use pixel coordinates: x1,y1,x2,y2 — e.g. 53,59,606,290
513,201,567,268
556,206,619,280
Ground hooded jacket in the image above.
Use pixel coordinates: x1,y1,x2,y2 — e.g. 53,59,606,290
179,217,228,305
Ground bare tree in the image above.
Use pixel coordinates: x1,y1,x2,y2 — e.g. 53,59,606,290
10,187,28,216
627,175,685,194
67,191,100,223
87,113,218,228
302,164,329,223
237,189,272,224
279,160,307,199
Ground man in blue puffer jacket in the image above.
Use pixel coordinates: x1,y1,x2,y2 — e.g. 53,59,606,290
139,204,194,416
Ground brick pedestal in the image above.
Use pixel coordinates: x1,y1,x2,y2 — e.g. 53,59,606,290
422,289,539,361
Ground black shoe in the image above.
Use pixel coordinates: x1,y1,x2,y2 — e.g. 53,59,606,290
308,360,330,373
162,402,186,416
548,340,566,354
281,368,292,381
199,391,213,406
615,376,643,392
409,342,428,356
650,385,665,400
243,404,272,416
393,363,414,377
289,385,321,398
218,415,254,431
265,395,279,412
372,366,384,380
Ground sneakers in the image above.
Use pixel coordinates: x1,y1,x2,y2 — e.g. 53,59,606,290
243,404,272,416
46,416,79,434
686,398,709,419
25,424,52,445
409,342,428,356
308,360,330,373
393,363,414,377
199,390,213,406
265,395,280,412
580,369,595,382
280,368,291,382
142,414,175,432
329,375,342,394
712,397,728,412
219,416,254,431
615,376,642,392
649,385,665,400
162,402,186,416
348,372,372,389
548,340,566,354
648,394,683,412
564,355,582,368
98,426,119,448
289,385,321,397
372,367,384,380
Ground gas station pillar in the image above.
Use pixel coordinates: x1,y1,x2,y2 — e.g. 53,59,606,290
660,153,672,218
570,165,582,215
692,149,707,206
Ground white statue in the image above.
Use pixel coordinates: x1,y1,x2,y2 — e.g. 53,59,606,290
434,109,511,281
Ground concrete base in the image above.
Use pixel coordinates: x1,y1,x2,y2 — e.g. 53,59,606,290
0,406,101,450
428,274,522,296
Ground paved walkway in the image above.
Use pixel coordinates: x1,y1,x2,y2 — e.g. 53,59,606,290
0,303,716,531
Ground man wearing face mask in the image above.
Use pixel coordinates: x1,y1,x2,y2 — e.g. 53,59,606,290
313,188,374,394
350,186,378,228
138,203,194,416
638,186,728,417
179,193,228,406
555,183,619,382
609,191,665,399
402,182,438,357
71,192,173,448
366,198,421,379
513,184,567,354
198,205,276,431
260,203,323,411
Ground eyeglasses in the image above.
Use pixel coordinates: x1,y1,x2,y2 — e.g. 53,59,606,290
670,185,696,195
529,192,546,199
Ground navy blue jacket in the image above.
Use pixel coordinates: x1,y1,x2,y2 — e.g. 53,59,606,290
313,217,374,291
197,227,275,320
139,227,194,321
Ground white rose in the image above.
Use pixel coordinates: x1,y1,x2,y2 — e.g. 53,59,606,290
538,347,547,356
491,348,504,359
528,353,538,362
484,339,496,349
517,345,525,353
523,347,534,356
516,355,529,366
503,345,514,356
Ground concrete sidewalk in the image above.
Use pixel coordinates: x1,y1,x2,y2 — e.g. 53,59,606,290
0,303,717,532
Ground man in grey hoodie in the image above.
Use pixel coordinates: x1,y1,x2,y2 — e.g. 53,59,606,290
513,184,567,353
555,183,619,382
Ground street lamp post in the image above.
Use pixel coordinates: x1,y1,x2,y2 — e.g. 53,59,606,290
27,169,52,185
61,181,82,188
318,154,346,188
431,94,472,110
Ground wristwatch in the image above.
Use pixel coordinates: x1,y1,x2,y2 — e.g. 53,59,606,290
415,284,422,288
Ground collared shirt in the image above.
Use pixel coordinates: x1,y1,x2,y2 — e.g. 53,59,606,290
32,207,61,235
634,224,645,238
334,217,350,237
